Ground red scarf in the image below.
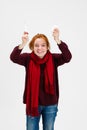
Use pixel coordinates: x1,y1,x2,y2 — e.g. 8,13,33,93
26,51,55,116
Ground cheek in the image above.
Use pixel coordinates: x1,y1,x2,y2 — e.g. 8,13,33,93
45,47,48,52
33,47,37,51
43,46,48,50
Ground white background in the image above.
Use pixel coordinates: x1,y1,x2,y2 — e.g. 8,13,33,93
0,0,87,130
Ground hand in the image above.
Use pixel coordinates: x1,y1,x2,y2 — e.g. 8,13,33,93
19,32,29,49
52,27,61,44
22,32,29,44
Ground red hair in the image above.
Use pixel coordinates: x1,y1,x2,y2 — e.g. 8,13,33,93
29,34,50,50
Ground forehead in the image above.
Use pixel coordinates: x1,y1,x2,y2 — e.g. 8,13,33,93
34,38,46,44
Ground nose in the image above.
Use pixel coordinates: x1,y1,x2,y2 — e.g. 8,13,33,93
38,45,42,50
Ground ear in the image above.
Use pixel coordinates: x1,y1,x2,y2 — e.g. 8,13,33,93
47,47,50,50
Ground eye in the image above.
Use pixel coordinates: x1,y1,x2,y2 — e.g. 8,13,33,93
34,44,39,47
42,43,46,47
42,44,45,47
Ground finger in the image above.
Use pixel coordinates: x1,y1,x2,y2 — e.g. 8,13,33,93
24,31,29,34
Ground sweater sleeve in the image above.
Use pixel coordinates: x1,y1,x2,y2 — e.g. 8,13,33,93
53,41,72,66
10,46,30,66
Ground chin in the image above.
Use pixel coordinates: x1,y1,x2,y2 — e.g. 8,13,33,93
38,55,44,58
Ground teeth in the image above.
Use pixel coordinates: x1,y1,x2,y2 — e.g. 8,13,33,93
38,51,42,53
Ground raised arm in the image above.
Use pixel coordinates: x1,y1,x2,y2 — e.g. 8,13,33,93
52,27,72,66
10,32,30,66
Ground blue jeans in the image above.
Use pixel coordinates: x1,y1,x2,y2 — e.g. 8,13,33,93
26,104,58,130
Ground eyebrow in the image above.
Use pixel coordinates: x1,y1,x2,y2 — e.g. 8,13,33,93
34,42,46,45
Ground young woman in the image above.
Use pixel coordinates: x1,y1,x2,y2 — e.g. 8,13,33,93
10,28,72,130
